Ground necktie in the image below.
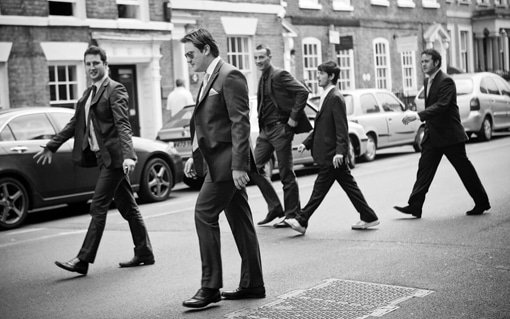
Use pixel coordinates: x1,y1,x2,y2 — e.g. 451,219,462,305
200,73,210,100
82,86,98,150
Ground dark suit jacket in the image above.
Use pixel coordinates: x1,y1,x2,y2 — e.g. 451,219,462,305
418,70,468,148
191,59,256,182
302,87,349,166
258,66,312,134
47,77,137,168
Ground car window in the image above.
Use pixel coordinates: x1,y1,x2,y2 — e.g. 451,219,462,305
493,77,510,97
50,111,73,130
376,92,404,112
163,106,193,128
344,95,354,115
304,103,317,119
480,77,500,95
7,113,56,140
0,125,15,141
453,78,473,95
360,93,380,114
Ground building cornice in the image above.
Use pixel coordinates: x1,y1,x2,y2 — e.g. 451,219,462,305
170,0,283,14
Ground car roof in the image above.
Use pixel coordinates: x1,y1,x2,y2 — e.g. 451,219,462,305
452,72,501,79
0,106,73,117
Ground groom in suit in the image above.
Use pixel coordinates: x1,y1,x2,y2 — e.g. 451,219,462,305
285,61,379,235
180,29,264,309
34,45,154,275
394,48,490,217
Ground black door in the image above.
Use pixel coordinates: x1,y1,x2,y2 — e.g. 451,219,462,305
109,65,140,136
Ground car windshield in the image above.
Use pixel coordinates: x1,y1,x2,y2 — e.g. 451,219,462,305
453,78,473,95
163,106,193,128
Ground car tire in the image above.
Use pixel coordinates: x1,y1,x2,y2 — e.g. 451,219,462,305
0,177,29,230
348,138,356,169
477,117,492,141
413,126,425,152
138,157,173,203
363,134,377,162
183,176,204,190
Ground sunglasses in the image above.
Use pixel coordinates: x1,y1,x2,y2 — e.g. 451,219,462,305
184,51,195,59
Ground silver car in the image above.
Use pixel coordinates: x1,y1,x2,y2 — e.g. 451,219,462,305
415,72,510,141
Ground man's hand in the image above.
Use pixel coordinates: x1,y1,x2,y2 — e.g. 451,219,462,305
402,112,419,125
233,170,250,190
332,154,344,168
287,118,298,128
184,158,197,178
297,144,306,153
33,146,53,165
123,158,136,175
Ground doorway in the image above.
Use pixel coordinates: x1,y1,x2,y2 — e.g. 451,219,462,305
109,65,140,136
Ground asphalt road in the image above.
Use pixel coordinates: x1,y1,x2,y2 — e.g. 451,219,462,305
1,134,509,319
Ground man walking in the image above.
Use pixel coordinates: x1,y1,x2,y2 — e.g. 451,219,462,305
180,29,264,309
394,48,490,218
166,78,194,118
34,45,154,275
251,44,312,228
285,61,379,235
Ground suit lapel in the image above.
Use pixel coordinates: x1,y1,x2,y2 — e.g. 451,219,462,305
91,78,109,107
316,88,334,121
197,60,222,106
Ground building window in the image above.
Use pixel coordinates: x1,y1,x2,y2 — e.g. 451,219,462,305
422,0,440,8
332,0,353,11
48,0,75,16
299,0,322,9
460,30,469,72
373,38,391,90
48,64,78,106
337,49,355,91
302,37,322,95
371,0,390,6
117,0,140,19
476,0,490,6
401,51,417,95
227,37,252,77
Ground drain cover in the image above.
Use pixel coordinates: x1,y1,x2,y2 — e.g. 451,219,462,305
225,279,433,319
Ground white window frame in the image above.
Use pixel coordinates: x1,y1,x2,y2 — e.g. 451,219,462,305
400,51,417,96
302,37,322,95
48,63,80,106
458,25,474,72
299,0,322,10
0,42,12,109
47,0,86,20
336,49,355,91
476,0,490,6
422,0,440,8
226,36,252,77
373,38,392,91
494,0,507,6
371,0,390,6
332,0,354,11
397,0,416,8
447,24,457,68
116,0,149,22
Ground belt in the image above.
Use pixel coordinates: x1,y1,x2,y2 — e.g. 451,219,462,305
262,121,283,130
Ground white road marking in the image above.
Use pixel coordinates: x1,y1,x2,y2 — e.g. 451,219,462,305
0,229,86,249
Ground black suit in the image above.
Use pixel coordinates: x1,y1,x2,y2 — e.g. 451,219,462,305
46,77,153,263
295,87,378,227
190,59,263,289
406,70,489,211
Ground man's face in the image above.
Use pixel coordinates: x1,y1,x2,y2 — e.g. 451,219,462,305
421,53,439,76
85,54,107,83
254,49,271,72
317,70,332,88
184,42,208,73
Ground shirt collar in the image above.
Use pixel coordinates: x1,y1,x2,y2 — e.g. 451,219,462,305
321,84,335,99
427,68,440,83
205,57,221,77
93,74,108,89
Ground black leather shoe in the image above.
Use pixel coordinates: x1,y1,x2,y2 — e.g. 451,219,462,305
221,286,266,300
119,255,155,268
55,257,88,275
183,288,221,308
257,210,284,225
466,203,490,216
394,205,422,218
273,219,291,228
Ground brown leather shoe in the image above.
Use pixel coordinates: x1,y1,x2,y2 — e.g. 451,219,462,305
183,288,221,308
55,257,88,275
119,255,155,268
221,286,266,300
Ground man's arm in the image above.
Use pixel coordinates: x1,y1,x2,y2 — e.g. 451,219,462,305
277,70,309,127
332,95,349,157
109,82,137,163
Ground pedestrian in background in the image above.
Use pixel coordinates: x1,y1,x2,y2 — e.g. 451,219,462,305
394,48,490,218
180,28,264,309
250,44,312,228
34,45,154,275
166,78,194,118
285,61,380,235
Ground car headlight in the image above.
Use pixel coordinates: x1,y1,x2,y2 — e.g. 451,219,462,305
166,142,178,155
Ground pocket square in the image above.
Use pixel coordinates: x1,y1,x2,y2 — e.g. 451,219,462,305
208,88,219,96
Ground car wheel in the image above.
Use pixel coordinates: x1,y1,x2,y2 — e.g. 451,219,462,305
363,134,377,162
0,177,29,230
413,126,425,152
348,138,356,169
183,176,204,190
477,117,492,141
138,157,173,203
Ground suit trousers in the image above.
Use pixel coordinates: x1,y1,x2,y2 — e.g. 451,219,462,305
253,123,299,218
408,142,489,210
194,179,264,289
77,156,153,263
296,163,378,228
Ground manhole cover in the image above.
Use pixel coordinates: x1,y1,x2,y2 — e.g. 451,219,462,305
225,279,433,319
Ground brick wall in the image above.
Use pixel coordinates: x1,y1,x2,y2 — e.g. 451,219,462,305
0,0,48,16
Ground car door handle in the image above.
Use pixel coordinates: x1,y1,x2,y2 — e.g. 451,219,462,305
10,146,28,153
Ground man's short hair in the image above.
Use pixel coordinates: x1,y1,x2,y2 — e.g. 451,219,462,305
175,79,185,87
180,28,219,58
318,61,340,85
84,45,107,63
255,44,271,57
421,48,442,68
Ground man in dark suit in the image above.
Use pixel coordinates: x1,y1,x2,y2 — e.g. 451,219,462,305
394,48,490,217
285,61,379,235
251,44,312,228
180,29,264,309
34,46,154,275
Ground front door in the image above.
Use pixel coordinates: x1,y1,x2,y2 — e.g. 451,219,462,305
109,65,140,136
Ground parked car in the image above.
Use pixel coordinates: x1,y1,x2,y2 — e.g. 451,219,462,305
415,72,510,141
157,99,368,189
310,89,424,161
0,107,184,230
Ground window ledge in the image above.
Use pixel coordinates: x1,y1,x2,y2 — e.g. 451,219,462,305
397,0,416,8
333,4,354,11
371,0,390,6
299,3,323,10
422,1,440,9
